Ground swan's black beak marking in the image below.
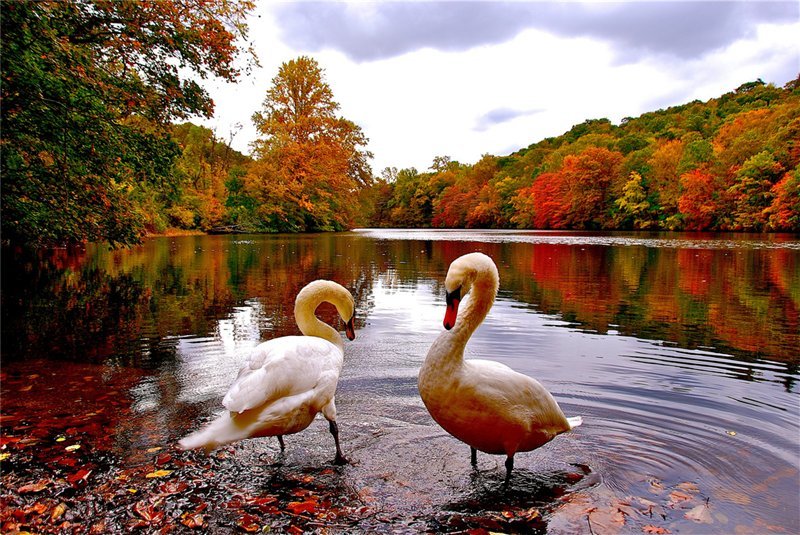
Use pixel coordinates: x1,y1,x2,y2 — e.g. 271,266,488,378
443,287,461,330
345,315,356,340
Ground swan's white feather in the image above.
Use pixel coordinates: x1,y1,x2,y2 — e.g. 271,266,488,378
223,336,341,414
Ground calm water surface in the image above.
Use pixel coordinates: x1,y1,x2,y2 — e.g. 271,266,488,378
2,229,799,533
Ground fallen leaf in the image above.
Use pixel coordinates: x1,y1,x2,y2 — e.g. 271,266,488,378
180,512,206,528
587,505,626,534
133,501,164,523
51,502,67,520
667,490,692,506
146,447,162,453
27,502,48,515
648,478,665,493
158,481,188,495
287,499,318,515
20,385,33,392
643,526,670,534
18,480,50,493
65,444,81,452
726,431,737,436
55,436,67,443
67,468,92,486
685,504,713,524
145,469,173,479
236,513,261,532
637,498,666,519
0,453,10,461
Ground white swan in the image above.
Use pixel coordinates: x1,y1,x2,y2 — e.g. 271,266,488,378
418,252,582,482
179,280,356,465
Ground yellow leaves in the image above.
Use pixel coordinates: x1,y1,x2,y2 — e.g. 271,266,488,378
51,502,67,520
145,469,173,479
64,444,81,452
0,452,10,461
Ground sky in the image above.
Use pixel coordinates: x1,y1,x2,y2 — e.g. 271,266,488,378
200,0,800,174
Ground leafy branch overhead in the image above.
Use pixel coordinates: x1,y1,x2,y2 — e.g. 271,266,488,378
1,0,255,247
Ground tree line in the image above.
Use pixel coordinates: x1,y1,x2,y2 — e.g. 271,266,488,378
3,1,798,249
366,78,799,232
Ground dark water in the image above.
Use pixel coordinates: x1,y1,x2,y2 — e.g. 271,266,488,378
2,230,799,533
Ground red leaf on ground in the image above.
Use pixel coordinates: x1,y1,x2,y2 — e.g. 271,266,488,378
236,513,261,532
67,468,92,487
133,500,165,524
158,481,188,495
287,499,318,515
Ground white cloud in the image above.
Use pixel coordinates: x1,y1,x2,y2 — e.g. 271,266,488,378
198,2,800,175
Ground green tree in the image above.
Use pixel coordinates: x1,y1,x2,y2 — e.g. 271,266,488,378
247,56,373,232
1,0,254,246
727,151,785,230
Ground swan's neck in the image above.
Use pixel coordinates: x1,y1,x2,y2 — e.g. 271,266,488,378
429,271,498,369
451,277,497,344
295,300,343,352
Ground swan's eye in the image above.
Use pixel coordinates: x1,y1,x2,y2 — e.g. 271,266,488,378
445,286,461,306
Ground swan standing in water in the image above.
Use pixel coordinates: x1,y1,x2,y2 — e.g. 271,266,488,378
419,252,582,482
179,280,356,465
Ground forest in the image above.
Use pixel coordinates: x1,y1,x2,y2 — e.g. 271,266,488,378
2,0,799,249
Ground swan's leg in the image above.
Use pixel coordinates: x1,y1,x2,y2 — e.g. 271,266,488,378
328,420,349,465
322,400,348,465
277,435,285,451
471,447,477,466
504,455,514,484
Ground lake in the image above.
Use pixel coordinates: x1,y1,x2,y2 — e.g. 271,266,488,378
2,229,798,533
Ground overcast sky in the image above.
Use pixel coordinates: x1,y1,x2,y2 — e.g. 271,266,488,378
201,1,800,174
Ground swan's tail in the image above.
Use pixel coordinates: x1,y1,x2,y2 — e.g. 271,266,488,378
567,416,583,429
178,412,243,453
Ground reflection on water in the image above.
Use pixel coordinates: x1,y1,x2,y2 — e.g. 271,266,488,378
2,230,799,532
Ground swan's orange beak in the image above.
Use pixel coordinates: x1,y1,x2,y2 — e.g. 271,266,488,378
443,287,461,330
345,316,356,340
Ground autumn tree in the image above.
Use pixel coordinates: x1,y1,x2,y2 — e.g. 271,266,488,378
1,0,255,246
766,167,800,231
726,151,785,230
615,172,657,229
247,56,372,232
678,169,720,230
169,123,251,231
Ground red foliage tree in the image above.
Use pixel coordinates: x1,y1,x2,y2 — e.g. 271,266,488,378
678,169,720,230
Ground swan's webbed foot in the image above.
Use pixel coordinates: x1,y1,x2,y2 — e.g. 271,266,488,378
504,455,514,486
471,447,478,467
277,435,285,451
329,420,349,465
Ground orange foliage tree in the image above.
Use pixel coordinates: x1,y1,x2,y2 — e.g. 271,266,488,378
247,57,372,232
678,169,721,230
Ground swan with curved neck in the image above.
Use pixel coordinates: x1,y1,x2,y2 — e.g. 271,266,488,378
179,280,356,464
419,252,582,482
